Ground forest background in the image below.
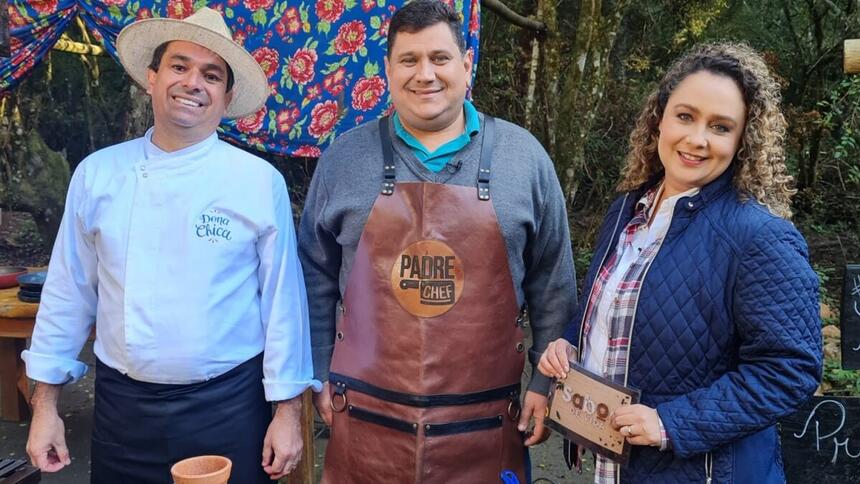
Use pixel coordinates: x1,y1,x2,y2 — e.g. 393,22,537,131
1,0,859,395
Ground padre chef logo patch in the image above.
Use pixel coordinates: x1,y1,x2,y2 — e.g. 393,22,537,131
391,240,464,317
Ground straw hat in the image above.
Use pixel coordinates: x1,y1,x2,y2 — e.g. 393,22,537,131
116,7,268,119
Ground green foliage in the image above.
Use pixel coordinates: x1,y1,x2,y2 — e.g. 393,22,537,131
813,263,839,309
823,359,860,396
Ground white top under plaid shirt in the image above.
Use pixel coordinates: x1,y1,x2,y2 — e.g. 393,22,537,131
581,184,698,483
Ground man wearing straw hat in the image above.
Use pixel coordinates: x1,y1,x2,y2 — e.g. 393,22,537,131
22,8,320,483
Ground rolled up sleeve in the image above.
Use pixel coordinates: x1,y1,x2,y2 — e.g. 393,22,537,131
258,174,322,401
22,164,96,384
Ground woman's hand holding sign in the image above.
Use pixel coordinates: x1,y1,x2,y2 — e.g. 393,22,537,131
610,404,662,447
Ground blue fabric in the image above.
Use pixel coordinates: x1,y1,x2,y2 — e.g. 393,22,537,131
1,0,481,158
393,100,481,172
564,168,822,483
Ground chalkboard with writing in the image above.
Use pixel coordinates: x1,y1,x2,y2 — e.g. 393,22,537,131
779,396,860,483
841,264,860,370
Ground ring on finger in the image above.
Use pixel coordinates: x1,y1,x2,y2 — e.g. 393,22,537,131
621,425,631,437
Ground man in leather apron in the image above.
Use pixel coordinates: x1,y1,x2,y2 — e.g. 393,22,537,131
298,1,577,482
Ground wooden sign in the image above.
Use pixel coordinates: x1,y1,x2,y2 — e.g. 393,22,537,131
0,0,8,58
779,396,860,483
546,363,640,464
840,264,860,369
846,40,860,74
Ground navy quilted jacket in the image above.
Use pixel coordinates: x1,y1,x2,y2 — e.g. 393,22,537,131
563,169,822,483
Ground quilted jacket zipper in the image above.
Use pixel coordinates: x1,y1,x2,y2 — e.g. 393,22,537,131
616,204,670,484
705,451,713,483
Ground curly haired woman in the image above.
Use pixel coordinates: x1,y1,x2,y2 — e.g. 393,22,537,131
539,42,822,483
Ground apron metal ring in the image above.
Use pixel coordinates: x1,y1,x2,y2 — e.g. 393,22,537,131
330,391,348,413
507,400,521,421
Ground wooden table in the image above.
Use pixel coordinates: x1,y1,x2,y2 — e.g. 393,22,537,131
0,286,37,422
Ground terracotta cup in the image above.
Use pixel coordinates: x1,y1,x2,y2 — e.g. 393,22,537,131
171,455,232,484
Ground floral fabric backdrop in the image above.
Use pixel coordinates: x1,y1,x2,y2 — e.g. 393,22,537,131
1,0,480,157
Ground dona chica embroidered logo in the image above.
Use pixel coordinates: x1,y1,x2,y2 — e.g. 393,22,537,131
390,240,464,318
195,208,233,243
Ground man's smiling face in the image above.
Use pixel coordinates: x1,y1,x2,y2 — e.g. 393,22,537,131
146,40,233,142
384,22,472,134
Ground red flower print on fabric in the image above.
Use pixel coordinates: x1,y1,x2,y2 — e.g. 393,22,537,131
334,21,366,55
289,48,318,85
309,100,340,138
469,0,480,34
277,107,301,134
252,47,280,79
166,0,194,19
237,106,267,134
30,0,59,15
293,145,322,157
351,76,386,111
323,67,346,95
276,7,302,37
316,0,345,23
244,0,274,10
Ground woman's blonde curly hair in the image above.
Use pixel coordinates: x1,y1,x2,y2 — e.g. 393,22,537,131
618,42,795,219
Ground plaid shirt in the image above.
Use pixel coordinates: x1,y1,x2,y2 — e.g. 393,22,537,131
580,186,680,483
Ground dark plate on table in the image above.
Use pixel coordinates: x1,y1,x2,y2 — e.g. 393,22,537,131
17,288,41,298
17,271,47,292
17,291,40,304
0,266,27,289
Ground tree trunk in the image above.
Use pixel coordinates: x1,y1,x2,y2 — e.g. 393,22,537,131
540,0,560,157
556,0,630,208
124,83,153,139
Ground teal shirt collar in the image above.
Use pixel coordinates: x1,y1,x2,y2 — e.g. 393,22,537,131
393,101,481,173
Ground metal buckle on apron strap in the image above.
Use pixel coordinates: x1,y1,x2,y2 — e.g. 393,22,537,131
330,381,348,413
507,399,521,421
378,117,396,196
476,117,495,201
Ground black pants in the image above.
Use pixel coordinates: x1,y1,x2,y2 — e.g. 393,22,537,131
90,354,270,484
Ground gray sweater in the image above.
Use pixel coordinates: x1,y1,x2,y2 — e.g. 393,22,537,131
298,114,576,394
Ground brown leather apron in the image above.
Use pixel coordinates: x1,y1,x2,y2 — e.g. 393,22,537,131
322,117,527,484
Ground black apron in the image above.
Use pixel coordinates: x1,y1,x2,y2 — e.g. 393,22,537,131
90,354,270,484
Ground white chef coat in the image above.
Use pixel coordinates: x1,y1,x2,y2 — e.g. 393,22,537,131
23,128,321,401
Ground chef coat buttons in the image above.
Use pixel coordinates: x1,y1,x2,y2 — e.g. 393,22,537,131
336,331,344,341
515,342,525,353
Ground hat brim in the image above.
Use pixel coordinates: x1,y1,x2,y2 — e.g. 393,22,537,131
116,18,268,119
